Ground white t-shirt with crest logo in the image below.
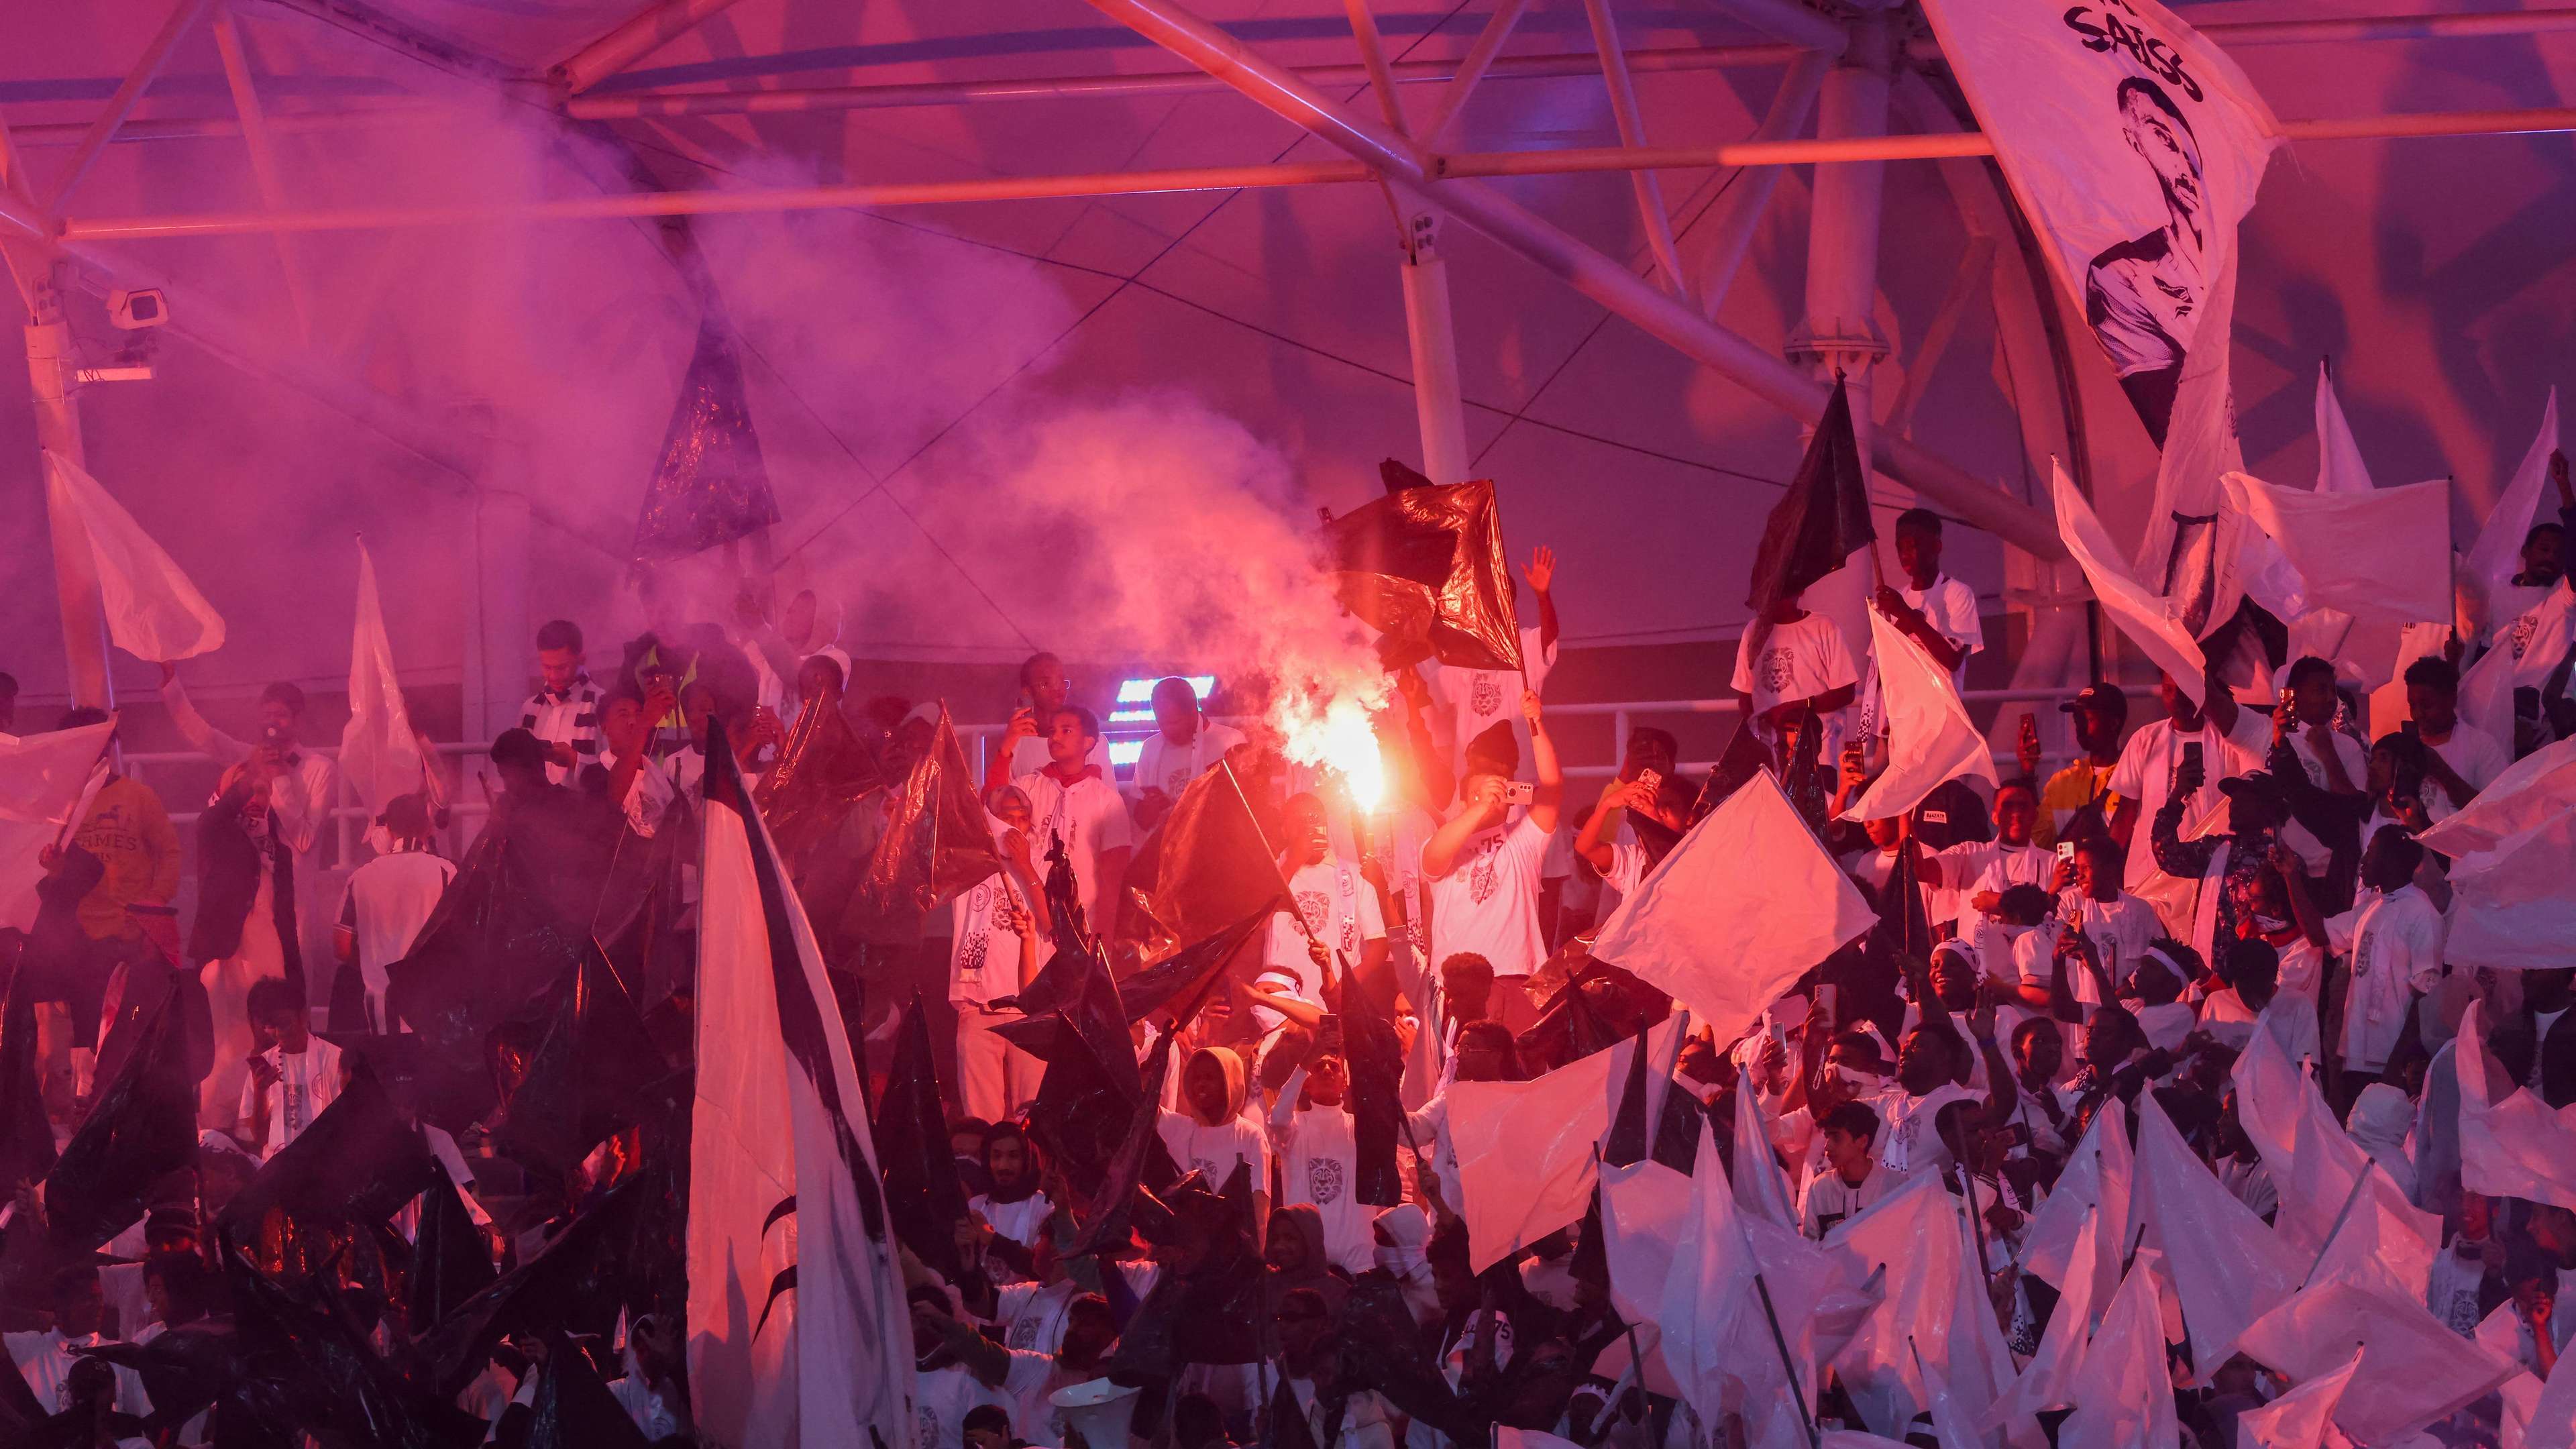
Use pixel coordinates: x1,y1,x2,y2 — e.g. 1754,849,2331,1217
1424,814,1549,977
1265,857,1387,997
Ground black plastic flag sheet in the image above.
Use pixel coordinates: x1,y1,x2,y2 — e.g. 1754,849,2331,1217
688,717,916,1449
1320,475,1521,672
843,703,1002,948
633,317,780,563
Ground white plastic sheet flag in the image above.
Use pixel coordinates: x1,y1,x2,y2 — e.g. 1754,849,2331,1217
1734,1080,1801,1232
2421,734,2576,968
2220,472,2454,626
2234,1351,2361,1449
1593,771,1876,1049
338,540,427,816
1840,606,1998,823
2133,1089,2302,1371
2316,366,2375,496
1987,1205,2112,1434
2051,460,2208,706
0,720,116,932
688,735,916,1449
2024,1097,2133,1293
2455,1003,2576,1212
43,451,225,662
2304,1163,2440,1305
2462,388,2562,626
2528,1324,2576,1449
1827,1173,2016,1438
2058,1263,2180,1449
2237,1280,2519,1447
1450,1016,1676,1272
2459,585,2575,749
1917,0,2278,635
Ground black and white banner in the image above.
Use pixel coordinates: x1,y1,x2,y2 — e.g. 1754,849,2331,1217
688,724,916,1449
1920,0,2279,633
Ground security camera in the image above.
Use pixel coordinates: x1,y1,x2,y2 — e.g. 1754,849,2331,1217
107,288,168,330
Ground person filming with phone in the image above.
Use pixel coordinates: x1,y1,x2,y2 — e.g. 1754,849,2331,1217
1421,692,1560,1039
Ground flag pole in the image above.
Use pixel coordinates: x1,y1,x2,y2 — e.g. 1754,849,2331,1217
1751,1267,1821,1449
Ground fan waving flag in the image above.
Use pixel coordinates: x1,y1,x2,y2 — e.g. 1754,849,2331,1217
0,719,113,933
339,539,426,816
1918,0,2280,637
690,718,914,1449
1321,478,1521,671
44,451,226,661
1839,605,1996,822
845,704,1000,947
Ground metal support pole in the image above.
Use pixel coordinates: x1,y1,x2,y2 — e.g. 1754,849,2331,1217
551,0,753,95
28,265,113,710
1341,0,1413,136
209,6,315,343
1399,211,1470,484
46,0,218,211
462,428,531,745
1419,0,1535,148
1071,0,2066,561
1580,0,1690,295
1787,5,1893,443
1693,50,1827,316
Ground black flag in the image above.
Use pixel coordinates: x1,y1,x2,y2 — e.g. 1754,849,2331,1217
1065,1026,1181,1259
527,1332,655,1449
419,1167,663,1395
1126,762,1289,950
0,960,56,1193
411,1158,498,1332
41,981,195,1259
843,704,1004,948
633,318,779,562
875,999,971,1283
1320,478,1522,672
217,1065,440,1269
1337,963,1409,1208
488,945,665,1185
1743,374,1874,627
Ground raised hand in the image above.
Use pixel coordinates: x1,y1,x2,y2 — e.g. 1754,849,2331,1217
1522,545,1557,594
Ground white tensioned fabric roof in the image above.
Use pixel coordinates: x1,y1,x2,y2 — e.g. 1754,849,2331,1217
0,0,2571,703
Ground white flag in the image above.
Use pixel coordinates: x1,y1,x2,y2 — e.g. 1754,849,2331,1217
2423,735,2576,970
2133,1089,2302,1371
2462,389,2562,623
689,733,914,1449
1839,606,1996,823
2316,366,2375,496
2236,1281,2518,1446
2233,1351,2360,1449
2053,460,2208,706
1733,1082,1800,1232
1448,1034,1620,1272
43,451,225,662
2459,584,2573,738
1827,1173,2018,1438
0,721,117,932
2220,472,2453,626
2058,1263,2180,1449
338,541,425,816
1592,771,1877,1049
2023,1097,2133,1293
1918,0,2279,636
1986,1205,2113,1434
2455,1003,2576,1212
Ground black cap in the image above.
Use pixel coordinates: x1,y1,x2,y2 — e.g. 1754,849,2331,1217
2217,771,2288,812
2059,684,2129,720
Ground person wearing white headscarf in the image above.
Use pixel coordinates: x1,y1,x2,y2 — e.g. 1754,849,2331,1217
2347,1081,2418,1199
1371,1203,1442,1325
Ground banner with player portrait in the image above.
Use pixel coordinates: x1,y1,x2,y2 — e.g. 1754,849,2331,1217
1919,0,2279,635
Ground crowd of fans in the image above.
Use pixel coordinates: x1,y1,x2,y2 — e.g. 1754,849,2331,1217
0,465,2571,1449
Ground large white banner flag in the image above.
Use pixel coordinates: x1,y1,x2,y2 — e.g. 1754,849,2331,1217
689,724,914,1449
43,451,225,662
1591,770,1877,1049
0,721,116,932
1840,605,1996,823
2052,460,2208,705
1919,0,2279,634
2219,472,2454,626
338,540,426,816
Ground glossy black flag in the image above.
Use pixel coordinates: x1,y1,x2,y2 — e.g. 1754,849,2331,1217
1321,476,1522,672
633,319,780,562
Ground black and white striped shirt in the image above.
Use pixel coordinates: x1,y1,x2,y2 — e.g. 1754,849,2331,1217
519,676,601,786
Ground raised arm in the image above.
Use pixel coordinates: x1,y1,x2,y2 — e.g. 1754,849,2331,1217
158,664,252,765
1524,547,1560,655
1525,692,1561,836
1572,777,1633,873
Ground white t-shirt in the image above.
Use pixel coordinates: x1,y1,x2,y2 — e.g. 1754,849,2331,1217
2328,881,2442,1072
1130,722,1247,807
1273,1104,1376,1274
2422,723,2512,824
2058,891,2163,985
1945,840,2053,937
6,1330,149,1417
914,1355,1052,1449
2278,727,2369,873
601,749,678,837
1157,1108,1269,1189
239,1036,345,1157
341,850,457,1031
1731,612,1859,765
951,823,1044,1008
1424,816,1550,978
1860,575,1986,733
2106,712,2270,889
1594,839,1652,924
1874,1083,1976,1178
1266,857,1386,996
1800,1161,1895,1239
1011,769,1134,916
969,1191,1054,1256
1431,625,1556,779
2330,884,2447,1073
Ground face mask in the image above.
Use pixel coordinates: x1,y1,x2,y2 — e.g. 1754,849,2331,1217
1250,1002,1285,1034
1374,1244,1417,1277
1833,1065,1885,1093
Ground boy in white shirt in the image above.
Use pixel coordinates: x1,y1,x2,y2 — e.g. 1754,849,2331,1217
2330,827,2447,1099
1421,692,1561,1002
1130,676,1246,829
1002,653,1115,780
2274,655,2367,876
2402,656,2512,824
1267,792,1387,997
239,978,345,1158
1267,1054,1377,1273
1921,781,2053,940
1874,508,1985,690
1159,1046,1269,1211
1731,592,1860,767
952,787,1048,1120
1800,1099,1894,1238
996,706,1134,938
2059,837,2165,986
2106,668,2269,892
1428,545,1561,783
334,793,455,1032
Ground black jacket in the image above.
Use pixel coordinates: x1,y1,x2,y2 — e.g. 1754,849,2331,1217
188,780,304,998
